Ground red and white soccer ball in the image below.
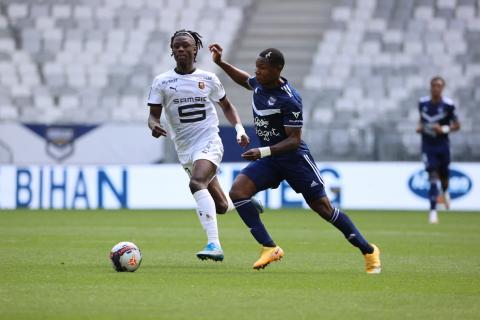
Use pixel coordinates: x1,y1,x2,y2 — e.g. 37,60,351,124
109,241,142,272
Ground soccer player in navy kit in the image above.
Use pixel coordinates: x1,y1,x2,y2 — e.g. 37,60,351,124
209,44,381,273
416,76,460,224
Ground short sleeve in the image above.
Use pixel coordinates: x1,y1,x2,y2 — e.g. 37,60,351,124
209,74,226,102
247,77,258,89
448,104,458,122
147,78,163,106
282,99,303,127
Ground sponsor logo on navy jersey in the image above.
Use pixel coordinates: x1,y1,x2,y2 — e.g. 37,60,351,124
408,169,472,199
254,117,280,141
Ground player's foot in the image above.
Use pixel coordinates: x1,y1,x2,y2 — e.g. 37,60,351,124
196,243,224,262
429,210,439,224
251,197,264,214
364,244,381,274
253,246,284,270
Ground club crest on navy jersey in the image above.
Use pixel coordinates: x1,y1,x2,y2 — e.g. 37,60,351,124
267,96,276,106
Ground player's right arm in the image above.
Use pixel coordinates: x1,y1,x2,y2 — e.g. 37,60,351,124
209,43,252,90
148,105,167,138
147,77,167,138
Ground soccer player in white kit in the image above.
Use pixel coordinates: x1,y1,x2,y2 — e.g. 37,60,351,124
147,30,253,261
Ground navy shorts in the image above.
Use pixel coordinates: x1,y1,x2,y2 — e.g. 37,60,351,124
422,144,450,176
240,152,326,203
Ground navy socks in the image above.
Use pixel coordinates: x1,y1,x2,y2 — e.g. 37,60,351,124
234,198,276,247
330,208,374,255
234,198,373,254
429,181,439,210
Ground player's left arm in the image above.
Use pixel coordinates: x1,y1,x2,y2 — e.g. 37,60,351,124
449,105,461,132
218,96,250,148
432,104,461,134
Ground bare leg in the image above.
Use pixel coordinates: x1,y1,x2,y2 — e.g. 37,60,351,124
207,176,229,214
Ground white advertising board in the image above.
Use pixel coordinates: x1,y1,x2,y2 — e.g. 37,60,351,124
0,162,478,210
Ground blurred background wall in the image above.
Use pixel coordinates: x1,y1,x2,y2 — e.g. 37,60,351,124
0,0,478,164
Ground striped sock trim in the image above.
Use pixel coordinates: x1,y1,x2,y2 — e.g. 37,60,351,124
329,208,340,223
233,199,252,208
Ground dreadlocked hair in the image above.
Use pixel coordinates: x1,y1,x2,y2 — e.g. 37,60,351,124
170,29,203,62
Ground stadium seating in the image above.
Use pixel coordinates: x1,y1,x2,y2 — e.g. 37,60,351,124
0,0,245,123
302,0,480,161
0,0,478,161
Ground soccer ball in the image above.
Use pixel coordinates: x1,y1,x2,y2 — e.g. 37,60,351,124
109,241,142,272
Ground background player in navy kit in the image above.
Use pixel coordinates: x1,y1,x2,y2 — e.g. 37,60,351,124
209,44,381,273
416,76,460,224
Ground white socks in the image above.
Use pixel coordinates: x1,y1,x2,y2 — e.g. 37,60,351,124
193,189,220,246
429,210,438,224
226,193,235,212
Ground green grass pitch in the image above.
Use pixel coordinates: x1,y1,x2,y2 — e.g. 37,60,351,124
1,209,479,320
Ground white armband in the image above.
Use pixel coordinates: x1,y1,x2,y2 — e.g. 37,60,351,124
441,125,450,134
259,147,271,158
235,123,246,140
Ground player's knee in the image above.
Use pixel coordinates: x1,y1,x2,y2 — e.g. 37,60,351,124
229,175,256,201
229,185,249,201
189,177,208,193
229,188,241,201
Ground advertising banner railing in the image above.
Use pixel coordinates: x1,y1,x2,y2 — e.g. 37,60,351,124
0,162,478,210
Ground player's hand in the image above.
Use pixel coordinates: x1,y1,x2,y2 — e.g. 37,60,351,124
416,124,423,133
241,148,261,161
209,43,223,64
431,123,443,134
237,133,250,148
151,124,167,138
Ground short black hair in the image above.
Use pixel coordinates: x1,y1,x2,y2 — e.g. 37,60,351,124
430,75,446,86
170,29,203,62
258,48,285,69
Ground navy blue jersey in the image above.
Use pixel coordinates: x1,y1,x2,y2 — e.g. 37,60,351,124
418,96,458,147
247,76,310,156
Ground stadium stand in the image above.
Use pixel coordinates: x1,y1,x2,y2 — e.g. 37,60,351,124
0,0,478,161
300,0,480,161
0,0,246,123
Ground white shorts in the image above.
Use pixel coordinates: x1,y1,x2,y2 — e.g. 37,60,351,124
177,137,224,177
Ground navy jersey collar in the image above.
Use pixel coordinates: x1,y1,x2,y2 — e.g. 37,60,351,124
257,77,289,92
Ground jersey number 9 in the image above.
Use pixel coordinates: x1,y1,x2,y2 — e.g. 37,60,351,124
178,104,206,123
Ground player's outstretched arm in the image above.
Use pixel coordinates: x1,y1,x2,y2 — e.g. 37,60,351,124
148,105,167,138
241,127,301,161
450,118,460,132
209,43,252,90
218,96,250,148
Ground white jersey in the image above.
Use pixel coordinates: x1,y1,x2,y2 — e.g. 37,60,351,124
147,68,226,155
